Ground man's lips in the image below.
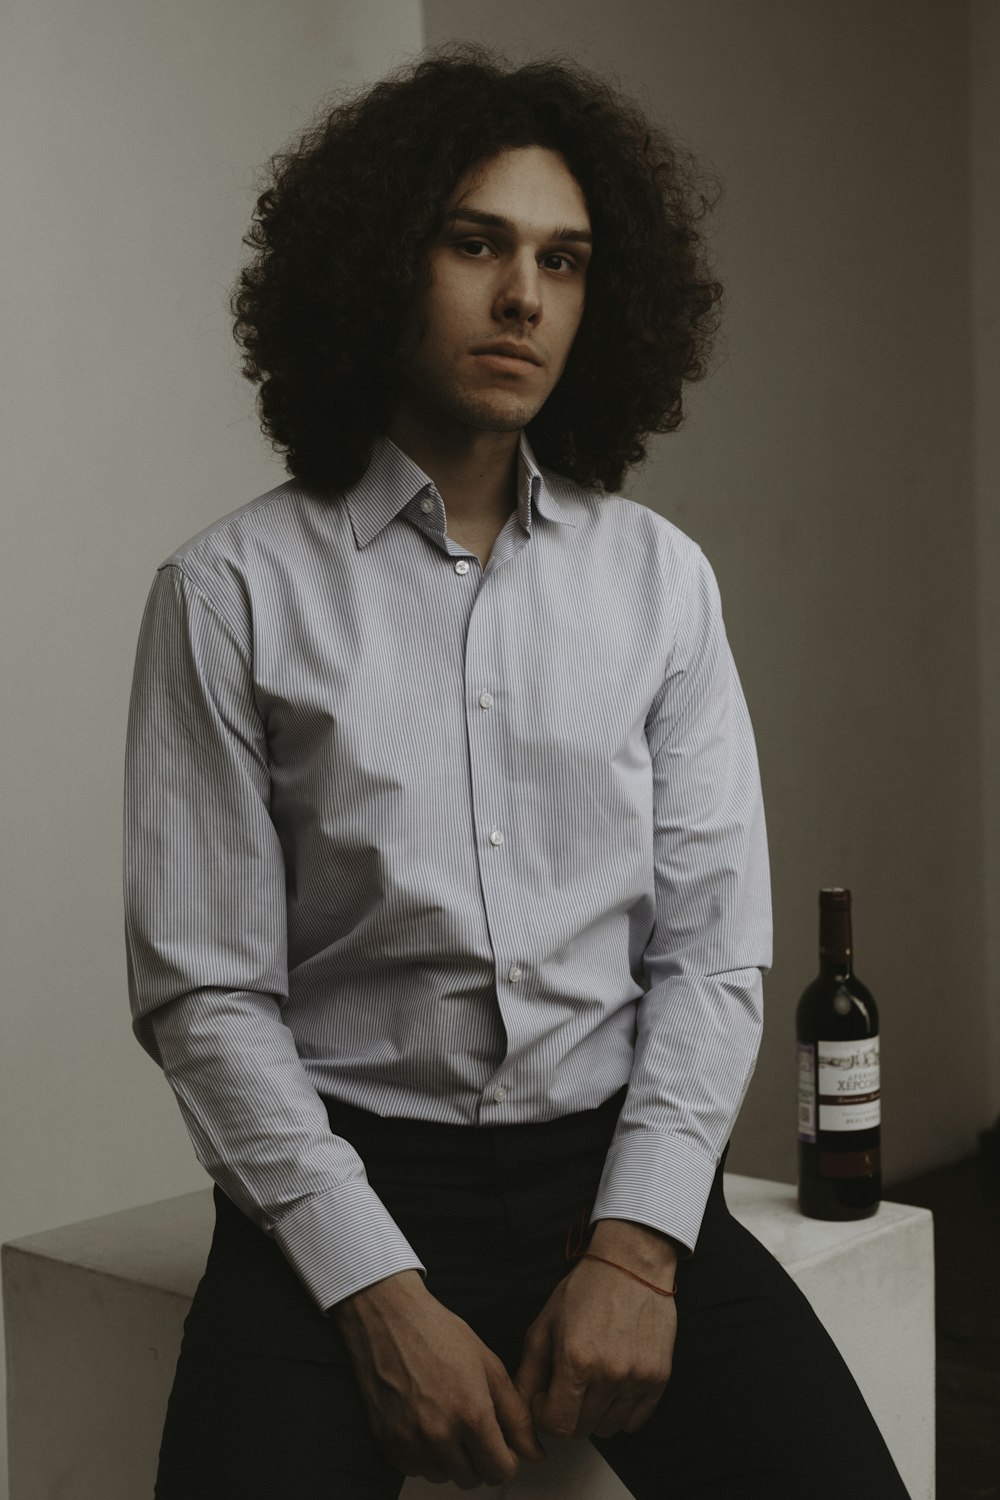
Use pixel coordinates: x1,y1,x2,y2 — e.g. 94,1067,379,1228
471,341,542,367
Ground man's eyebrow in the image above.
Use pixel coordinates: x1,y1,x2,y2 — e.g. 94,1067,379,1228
444,207,593,246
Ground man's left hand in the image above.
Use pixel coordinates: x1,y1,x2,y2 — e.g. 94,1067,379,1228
513,1220,679,1441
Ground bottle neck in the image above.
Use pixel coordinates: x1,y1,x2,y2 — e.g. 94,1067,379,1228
819,897,854,979
819,950,854,980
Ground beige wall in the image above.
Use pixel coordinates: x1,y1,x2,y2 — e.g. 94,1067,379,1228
424,0,992,1183
0,2,423,1493
972,0,1000,1124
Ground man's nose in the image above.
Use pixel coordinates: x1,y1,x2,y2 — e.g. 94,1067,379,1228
493,257,542,325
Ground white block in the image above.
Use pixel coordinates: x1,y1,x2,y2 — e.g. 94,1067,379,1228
3,1192,213,1500
724,1176,935,1500
2,1178,933,1500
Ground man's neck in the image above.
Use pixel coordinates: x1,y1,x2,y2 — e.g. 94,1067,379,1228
386,406,521,531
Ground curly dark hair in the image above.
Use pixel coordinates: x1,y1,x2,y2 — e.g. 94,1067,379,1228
231,45,722,494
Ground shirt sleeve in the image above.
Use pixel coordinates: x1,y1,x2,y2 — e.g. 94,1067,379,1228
590,544,772,1256
123,563,426,1309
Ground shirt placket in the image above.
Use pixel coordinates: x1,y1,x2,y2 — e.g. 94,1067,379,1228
461,554,530,1123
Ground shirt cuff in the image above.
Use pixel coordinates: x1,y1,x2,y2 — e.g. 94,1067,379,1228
589,1129,721,1259
271,1177,427,1310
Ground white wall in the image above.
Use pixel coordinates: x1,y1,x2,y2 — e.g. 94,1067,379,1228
423,0,991,1184
0,2,423,1493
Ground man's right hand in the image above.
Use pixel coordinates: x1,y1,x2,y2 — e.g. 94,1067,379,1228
331,1269,547,1489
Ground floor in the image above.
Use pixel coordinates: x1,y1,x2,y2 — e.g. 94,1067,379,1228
888,1122,1000,1500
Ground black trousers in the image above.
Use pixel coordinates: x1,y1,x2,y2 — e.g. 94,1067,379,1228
156,1089,911,1498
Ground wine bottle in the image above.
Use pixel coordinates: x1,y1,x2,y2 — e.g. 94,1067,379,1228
796,887,881,1219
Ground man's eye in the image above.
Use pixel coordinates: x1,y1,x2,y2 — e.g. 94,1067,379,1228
459,239,492,257
542,253,574,272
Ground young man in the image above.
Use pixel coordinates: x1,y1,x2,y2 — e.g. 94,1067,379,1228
124,47,910,1498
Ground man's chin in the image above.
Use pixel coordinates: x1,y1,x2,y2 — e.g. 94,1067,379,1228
449,394,542,434
394,367,548,437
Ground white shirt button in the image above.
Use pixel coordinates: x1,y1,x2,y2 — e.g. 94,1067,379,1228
455,560,470,575
479,691,494,708
508,965,523,983
491,1085,507,1103
489,829,504,846
419,496,433,514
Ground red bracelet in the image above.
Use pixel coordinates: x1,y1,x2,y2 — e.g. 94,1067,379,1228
577,1250,678,1297
563,1210,678,1296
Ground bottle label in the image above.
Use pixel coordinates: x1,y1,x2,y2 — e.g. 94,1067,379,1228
797,1043,816,1142
817,1036,880,1131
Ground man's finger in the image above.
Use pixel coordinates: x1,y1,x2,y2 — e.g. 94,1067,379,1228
533,1362,590,1439
459,1409,524,1489
621,1389,666,1433
591,1392,644,1439
434,1443,481,1490
490,1365,547,1463
513,1325,551,1411
570,1381,628,1440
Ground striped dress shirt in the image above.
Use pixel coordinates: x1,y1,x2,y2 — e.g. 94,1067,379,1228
123,432,771,1311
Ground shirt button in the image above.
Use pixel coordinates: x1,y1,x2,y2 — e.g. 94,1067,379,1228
479,691,494,708
419,497,433,514
455,560,470,575
492,1085,507,1103
508,965,523,983
489,829,504,846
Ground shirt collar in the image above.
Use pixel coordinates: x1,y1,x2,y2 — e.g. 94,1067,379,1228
343,431,578,551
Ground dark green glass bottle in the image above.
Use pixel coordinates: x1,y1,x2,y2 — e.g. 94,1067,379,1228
796,888,881,1219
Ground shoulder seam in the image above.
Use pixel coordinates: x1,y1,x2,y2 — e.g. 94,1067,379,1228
157,562,251,663
663,539,705,681
158,476,310,569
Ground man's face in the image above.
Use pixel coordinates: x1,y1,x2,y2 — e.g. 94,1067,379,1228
392,145,592,436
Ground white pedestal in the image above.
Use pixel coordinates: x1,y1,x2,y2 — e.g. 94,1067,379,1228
2,1177,934,1499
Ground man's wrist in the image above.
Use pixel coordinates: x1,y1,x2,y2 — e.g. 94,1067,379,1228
329,1267,426,1329
587,1217,681,1275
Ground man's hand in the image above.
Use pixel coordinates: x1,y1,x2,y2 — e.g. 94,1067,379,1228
332,1269,546,1489
514,1219,679,1442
